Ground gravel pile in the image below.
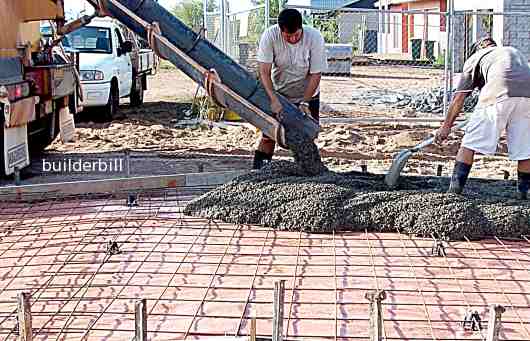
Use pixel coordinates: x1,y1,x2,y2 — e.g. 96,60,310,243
184,161,530,241
351,88,479,115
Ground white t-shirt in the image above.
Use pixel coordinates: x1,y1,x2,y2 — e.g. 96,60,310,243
257,25,327,103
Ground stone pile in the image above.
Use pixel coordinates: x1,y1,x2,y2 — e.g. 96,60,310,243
351,88,479,115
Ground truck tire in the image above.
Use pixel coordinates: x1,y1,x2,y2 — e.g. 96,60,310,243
104,83,119,121
130,75,144,107
28,112,58,154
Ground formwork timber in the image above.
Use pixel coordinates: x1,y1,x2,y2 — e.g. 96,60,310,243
0,171,246,201
0,184,529,340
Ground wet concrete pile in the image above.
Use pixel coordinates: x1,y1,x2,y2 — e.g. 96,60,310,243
184,161,530,241
283,128,327,176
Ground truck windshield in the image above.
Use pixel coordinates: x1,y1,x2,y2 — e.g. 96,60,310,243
40,26,53,39
64,27,112,54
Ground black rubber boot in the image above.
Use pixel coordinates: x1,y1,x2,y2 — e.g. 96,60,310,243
517,171,530,200
252,150,273,170
448,161,472,194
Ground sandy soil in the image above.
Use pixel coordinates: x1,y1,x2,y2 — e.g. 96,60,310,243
0,66,517,185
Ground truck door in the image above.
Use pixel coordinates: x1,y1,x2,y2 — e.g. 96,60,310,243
114,28,133,96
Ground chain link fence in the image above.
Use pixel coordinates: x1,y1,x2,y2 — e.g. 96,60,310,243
285,6,451,117
452,11,530,72
226,6,268,74
203,2,530,119
204,0,271,75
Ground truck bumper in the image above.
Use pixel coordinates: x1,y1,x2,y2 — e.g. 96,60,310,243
80,81,111,107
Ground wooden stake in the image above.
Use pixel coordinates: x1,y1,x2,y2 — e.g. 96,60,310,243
365,290,386,341
486,304,505,341
250,309,257,341
272,280,285,341
17,292,32,341
135,299,147,341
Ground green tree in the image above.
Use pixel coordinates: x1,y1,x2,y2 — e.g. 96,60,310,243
312,15,339,43
173,0,218,32
246,0,287,42
251,0,288,20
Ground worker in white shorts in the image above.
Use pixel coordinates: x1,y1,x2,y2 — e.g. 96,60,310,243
252,8,327,169
435,37,530,199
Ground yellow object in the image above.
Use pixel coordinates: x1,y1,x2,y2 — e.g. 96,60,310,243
20,1,64,21
19,22,41,53
0,0,64,57
224,110,242,121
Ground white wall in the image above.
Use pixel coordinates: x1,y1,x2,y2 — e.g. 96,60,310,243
453,0,504,12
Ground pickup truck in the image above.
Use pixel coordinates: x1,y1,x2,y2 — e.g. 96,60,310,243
64,18,157,119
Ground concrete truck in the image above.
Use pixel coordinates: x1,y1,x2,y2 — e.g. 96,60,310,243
0,0,80,176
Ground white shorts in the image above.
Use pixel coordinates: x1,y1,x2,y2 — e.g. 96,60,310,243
462,97,530,161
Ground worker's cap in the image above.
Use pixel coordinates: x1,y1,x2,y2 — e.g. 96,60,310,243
469,36,497,56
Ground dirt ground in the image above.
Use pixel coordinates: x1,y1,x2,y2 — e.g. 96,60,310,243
1,65,517,185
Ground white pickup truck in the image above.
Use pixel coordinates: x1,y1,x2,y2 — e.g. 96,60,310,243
64,18,157,119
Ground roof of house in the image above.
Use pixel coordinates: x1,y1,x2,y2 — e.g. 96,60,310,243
310,0,351,9
341,0,378,8
373,0,428,6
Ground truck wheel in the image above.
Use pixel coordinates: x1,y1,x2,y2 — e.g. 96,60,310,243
130,76,144,107
28,111,57,154
104,84,119,121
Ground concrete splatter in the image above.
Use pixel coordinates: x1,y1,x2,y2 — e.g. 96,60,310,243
184,161,530,241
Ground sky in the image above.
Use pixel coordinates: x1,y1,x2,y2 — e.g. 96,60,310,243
64,0,310,19
64,0,174,18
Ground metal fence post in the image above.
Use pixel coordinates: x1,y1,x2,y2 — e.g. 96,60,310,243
365,290,386,341
265,0,270,29
17,292,32,341
449,0,455,100
486,305,505,341
443,1,452,118
203,0,208,36
272,280,285,341
135,299,147,341
220,0,226,53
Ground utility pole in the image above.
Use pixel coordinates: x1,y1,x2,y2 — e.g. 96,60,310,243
378,0,383,53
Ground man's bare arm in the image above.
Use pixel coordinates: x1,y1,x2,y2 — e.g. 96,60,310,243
259,62,282,113
435,92,469,143
444,92,468,128
303,73,321,102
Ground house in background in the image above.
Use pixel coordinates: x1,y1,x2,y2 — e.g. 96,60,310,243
336,0,379,48
374,0,448,61
302,0,378,50
302,0,530,65
310,0,353,8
